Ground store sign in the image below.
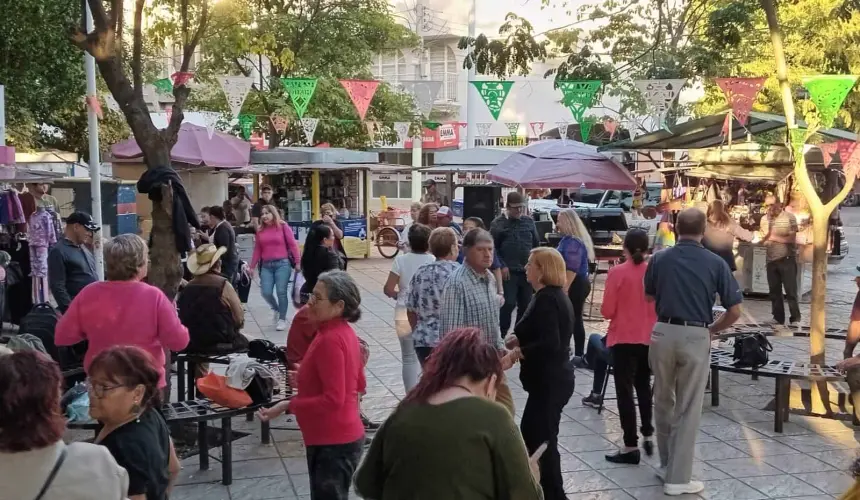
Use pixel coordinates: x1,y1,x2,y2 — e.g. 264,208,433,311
377,124,460,150
341,218,369,259
370,173,397,182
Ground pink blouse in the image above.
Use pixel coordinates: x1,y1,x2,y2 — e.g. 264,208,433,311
600,260,657,347
250,222,301,269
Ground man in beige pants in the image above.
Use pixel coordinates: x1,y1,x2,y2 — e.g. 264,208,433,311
644,209,742,496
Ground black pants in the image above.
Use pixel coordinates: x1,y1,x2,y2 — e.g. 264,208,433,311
584,334,611,394
521,369,575,500
415,346,433,367
501,270,533,336
611,343,653,448
766,256,800,324
306,437,364,500
568,273,591,356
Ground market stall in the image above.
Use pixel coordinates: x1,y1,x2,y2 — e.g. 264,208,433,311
425,147,519,216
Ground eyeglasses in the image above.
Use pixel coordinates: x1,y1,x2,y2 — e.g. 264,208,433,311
87,381,126,398
308,293,330,304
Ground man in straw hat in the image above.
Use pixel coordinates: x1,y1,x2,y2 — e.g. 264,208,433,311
177,244,249,365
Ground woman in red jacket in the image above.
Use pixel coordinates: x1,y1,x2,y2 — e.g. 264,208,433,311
258,270,365,500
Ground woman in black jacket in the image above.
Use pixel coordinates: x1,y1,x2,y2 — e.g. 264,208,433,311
299,222,344,302
505,247,575,500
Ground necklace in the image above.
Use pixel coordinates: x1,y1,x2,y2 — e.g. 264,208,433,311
451,384,473,394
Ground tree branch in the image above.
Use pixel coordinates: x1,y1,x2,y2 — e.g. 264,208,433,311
86,0,110,31
164,0,211,141
825,171,857,214
132,0,144,95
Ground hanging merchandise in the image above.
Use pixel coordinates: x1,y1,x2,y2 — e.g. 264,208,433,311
201,112,221,139
558,80,602,123
238,114,255,140
789,128,809,160
270,114,289,135
801,75,859,128
339,80,380,121
399,80,443,117
393,122,410,147
529,122,545,138
28,209,57,279
476,122,493,140
579,116,597,143
471,81,514,120
634,79,686,129
301,117,319,145
281,78,318,119
556,121,569,142
85,96,103,120
603,118,618,140
153,78,173,95
715,77,766,131
217,75,256,118
171,71,195,87
103,93,121,113
505,122,520,139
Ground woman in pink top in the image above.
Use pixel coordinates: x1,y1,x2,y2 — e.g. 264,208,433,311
249,205,301,332
55,234,189,389
601,228,657,465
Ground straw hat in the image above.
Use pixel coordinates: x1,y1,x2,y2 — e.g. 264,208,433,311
187,244,227,276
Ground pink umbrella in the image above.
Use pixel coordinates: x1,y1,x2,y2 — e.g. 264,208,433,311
487,140,637,190
111,123,250,168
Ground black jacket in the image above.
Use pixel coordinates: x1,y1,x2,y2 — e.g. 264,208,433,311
300,245,344,294
47,238,98,312
137,166,199,254
513,285,575,392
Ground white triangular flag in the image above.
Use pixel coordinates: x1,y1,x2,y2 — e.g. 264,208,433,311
103,93,121,112
216,75,255,118
634,79,685,129
394,122,410,147
301,117,319,145
626,117,640,140
201,112,221,139
556,121,569,143
476,122,493,140
399,80,443,117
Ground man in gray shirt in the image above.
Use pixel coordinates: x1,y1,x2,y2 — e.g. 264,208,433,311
760,199,800,325
644,208,742,496
48,212,99,312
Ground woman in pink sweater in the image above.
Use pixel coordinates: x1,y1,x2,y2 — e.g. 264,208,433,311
55,234,189,389
249,205,301,331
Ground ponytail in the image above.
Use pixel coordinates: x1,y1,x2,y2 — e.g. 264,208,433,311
631,250,645,265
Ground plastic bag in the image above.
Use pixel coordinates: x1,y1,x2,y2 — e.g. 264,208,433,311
65,390,91,423
196,372,252,408
292,272,306,308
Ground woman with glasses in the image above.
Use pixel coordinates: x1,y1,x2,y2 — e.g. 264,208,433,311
89,346,181,500
258,270,365,500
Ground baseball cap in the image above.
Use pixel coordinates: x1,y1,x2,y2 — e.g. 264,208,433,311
506,191,526,208
66,211,100,231
423,179,436,186
437,206,452,216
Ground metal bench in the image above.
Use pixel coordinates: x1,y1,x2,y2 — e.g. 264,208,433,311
174,352,236,402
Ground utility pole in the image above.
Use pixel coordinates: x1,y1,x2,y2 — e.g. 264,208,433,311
84,3,105,279
465,0,476,148
411,0,426,202
0,85,5,148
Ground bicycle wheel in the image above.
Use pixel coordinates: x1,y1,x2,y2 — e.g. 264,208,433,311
376,227,400,259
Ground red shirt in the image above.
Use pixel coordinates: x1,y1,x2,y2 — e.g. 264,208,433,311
55,281,190,387
600,260,657,347
289,318,366,446
287,305,318,367
250,222,301,269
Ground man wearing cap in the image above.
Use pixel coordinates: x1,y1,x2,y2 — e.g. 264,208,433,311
48,212,100,313
421,179,445,205
435,206,462,238
250,184,276,230
490,192,541,335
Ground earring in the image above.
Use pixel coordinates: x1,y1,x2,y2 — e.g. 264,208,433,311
130,402,141,415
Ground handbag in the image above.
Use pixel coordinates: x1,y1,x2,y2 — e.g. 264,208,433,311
196,372,253,408
281,224,297,268
33,447,67,500
732,333,772,368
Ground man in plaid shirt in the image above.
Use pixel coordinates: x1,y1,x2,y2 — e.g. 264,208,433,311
440,228,516,415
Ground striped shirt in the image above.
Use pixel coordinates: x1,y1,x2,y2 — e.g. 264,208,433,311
439,264,503,349
760,211,798,261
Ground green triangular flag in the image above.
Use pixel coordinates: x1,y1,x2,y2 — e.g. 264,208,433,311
579,117,597,143
471,81,514,120
153,78,173,94
802,75,858,128
239,114,255,140
281,78,318,119
558,80,602,123
422,121,442,130
789,128,808,159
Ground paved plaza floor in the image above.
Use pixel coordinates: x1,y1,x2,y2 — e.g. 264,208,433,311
73,208,860,500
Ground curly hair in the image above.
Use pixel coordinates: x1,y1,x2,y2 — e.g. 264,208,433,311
417,203,439,227
0,351,65,452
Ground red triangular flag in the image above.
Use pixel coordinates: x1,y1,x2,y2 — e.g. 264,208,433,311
171,71,195,87
836,140,860,175
270,114,289,134
715,77,766,126
720,113,731,137
529,122,545,138
339,80,380,121
820,142,839,167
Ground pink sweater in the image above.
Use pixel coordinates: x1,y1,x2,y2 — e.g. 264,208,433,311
250,222,301,269
55,281,189,388
600,260,657,347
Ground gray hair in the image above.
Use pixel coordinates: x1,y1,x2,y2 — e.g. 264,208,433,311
462,228,493,249
104,234,148,281
317,270,362,322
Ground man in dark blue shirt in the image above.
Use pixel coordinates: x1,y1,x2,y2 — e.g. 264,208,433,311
644,208,742,496
490,192,540,335
48,212,100,312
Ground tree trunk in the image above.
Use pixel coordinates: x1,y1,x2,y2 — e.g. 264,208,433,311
148,184,183,302
809,209,832,413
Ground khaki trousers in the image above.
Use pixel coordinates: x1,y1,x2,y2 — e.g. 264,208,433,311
496,374,515,417
649,322,710,485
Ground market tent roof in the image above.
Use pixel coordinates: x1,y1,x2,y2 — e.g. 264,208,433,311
598,112,858,152
0,167,65,182
232,163,387,174
423,147,518,173
250,147,378,165
110,123,250,168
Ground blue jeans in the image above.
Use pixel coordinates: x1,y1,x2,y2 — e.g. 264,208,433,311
260,259,292,320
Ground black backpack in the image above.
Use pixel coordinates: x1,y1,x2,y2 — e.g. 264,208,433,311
20,303,86,370
732,333,772,368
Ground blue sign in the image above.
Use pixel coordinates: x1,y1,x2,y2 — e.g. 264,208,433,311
342,218,367,240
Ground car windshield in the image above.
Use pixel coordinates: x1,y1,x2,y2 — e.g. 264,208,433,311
571,189,605,205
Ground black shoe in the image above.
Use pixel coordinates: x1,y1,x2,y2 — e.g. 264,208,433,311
361,412,380,431
572,356,588,369
582,393,603,408
643,440,654,457
605,449,641,465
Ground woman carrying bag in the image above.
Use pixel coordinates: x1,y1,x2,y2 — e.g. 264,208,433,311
249,205,301,332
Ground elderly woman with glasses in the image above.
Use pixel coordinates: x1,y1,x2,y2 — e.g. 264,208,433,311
89,346,181,500
55,234,189,391
258,270,366,500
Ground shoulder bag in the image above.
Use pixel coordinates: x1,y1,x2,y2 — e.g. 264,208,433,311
33,446,68,500
732,333,772,368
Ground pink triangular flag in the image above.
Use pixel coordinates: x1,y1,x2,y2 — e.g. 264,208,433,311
529,122,545,138
171,71,195,87
820,142,839,167
85,95,103,120
836,140,860,176
603,118,618,140
339,80,380,121
165,106,173,123
270,114,289,134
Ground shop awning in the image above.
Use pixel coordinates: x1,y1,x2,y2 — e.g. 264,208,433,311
685,164,794,183
110,123,250,168
232,162,387,174
424,147,517,173
250,147,378,165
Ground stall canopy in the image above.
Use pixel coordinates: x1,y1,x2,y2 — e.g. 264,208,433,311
423,147,518,173
110,123,250,167
488,140,637,190
249,147,379,172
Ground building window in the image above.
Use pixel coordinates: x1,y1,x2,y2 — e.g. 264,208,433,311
372,50,409,83
372,180,399,199
399,179,412,198
427,44,457,101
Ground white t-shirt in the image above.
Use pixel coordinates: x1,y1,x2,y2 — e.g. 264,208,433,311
391,252,435,308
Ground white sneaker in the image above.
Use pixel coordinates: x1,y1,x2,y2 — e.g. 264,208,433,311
276,320,287,331
664,481,704,496
272,311,279,325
